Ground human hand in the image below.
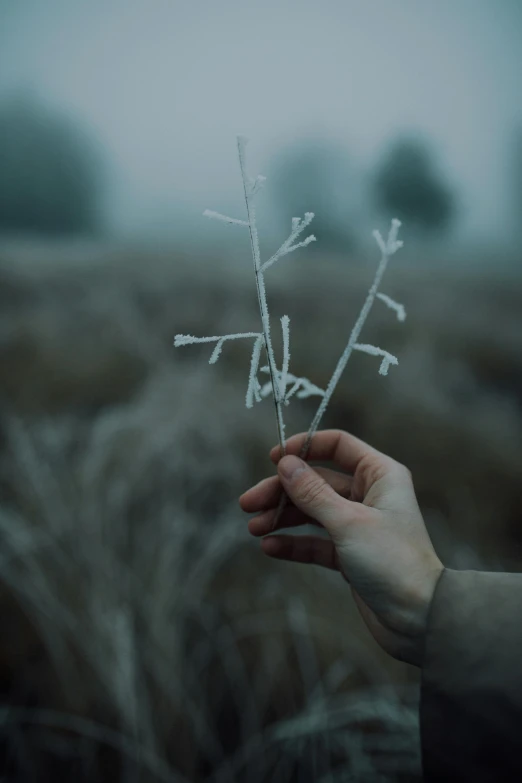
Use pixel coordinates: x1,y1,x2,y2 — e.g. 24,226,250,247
239,429,444,668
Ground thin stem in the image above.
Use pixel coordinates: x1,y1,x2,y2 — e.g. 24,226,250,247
272,229,397,527
237,136,286,456
279,315,290,400
300,240,391,459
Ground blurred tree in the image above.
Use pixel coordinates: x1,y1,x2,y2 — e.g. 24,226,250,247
372,137,455,236
0,94,104,236
268,138,358,254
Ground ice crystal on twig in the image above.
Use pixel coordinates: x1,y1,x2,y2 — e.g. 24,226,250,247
377,293,407,322
259,368,325,404
173,332,261,365
246,336,264,409
261,212,316,272
353,343,399,376
279,315,291,399
202,209,249,227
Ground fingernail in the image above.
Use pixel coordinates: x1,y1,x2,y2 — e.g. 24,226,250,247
279,455,307,481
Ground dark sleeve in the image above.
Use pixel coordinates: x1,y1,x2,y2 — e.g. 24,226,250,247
420,568,522,782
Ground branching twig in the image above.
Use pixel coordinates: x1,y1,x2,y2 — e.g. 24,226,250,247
261,212,316,273
236,136,288,454
174,138,407,525
175,137,318,458
272,219,405,525
299,218,404,461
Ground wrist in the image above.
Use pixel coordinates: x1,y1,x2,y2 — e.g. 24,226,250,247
407,562,445,667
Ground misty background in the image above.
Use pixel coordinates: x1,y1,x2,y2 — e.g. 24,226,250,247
1,3,522,782
0,0,521,260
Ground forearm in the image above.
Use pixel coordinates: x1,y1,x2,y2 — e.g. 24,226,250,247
420,568,522,782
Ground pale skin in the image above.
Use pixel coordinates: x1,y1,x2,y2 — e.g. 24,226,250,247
239,429,445,668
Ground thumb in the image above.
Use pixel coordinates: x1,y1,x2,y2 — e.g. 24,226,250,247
278,455,346,531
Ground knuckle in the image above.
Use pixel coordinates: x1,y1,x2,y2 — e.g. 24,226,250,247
361,453,388,485
397,462,413,481
296,475,325,508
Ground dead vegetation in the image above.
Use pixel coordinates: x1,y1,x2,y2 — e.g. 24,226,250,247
0,242,521,781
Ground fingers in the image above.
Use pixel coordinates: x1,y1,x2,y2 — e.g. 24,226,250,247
277,455,365,536
239,467,353,514
248,504,320,536
239,475,282,513
261,534,341,573
245,467,353,537
270,429,388,474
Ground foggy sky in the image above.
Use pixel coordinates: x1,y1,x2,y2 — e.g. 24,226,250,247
1,0,521,245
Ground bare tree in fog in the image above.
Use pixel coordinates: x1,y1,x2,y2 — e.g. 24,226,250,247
373,137,455,239
268,138,359,254
0,94,105,237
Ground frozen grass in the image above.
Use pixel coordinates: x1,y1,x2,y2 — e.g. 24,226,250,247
0,241,521,780
0,376,421,782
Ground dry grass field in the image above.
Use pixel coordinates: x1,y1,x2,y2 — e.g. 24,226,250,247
0,240,521,781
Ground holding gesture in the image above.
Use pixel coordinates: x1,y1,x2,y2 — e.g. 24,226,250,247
240,429,444,668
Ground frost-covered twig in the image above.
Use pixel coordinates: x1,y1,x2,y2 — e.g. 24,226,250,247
376,293,406,322
261,212,316,273
175,137,319,457
353,344,398,376
259,367,325,404
173,331,266,404
279,315,291,399
246,336,264,409
174,138,406,491
298,218,404,461
202,209,250,227
272,219,406,525
173,332,262,365
237,135,297,454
